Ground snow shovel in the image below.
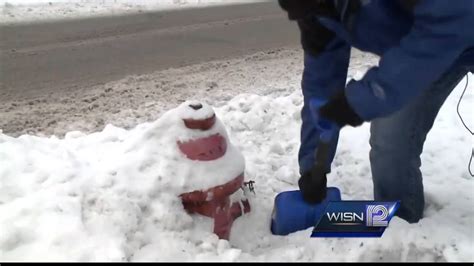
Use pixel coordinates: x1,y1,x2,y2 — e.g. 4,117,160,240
271,98,342,236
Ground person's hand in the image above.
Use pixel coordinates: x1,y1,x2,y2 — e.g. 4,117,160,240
319,90,364,128
298,164,327,204
278,0,337,20
278,0,315,20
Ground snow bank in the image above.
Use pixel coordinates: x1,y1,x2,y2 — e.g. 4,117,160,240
0,0,263,24
0,100,246,261
0,74,473,262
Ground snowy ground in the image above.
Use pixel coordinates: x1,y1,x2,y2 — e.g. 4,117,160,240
0,48,473,262
0,0,264,24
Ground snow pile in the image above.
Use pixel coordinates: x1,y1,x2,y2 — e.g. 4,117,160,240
0,0,263,24
0,74,473,262
0,101,246,261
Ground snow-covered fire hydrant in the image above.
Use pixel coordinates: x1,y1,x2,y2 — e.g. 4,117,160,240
176,101,251,240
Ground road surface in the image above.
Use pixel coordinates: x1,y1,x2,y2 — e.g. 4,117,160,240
0,1,299,101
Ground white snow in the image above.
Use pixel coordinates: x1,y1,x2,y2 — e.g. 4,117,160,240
0,0,263,24
0,68,473,261
177,100,214,121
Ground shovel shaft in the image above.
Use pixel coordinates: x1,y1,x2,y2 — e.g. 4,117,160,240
314,140,332,174
309,97,339,173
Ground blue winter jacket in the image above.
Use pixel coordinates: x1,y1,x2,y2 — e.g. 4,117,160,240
283,0,474,173
304,0,474,120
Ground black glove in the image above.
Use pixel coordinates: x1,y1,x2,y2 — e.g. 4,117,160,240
319,90,364,128
278,0,337,20
298,164,327,204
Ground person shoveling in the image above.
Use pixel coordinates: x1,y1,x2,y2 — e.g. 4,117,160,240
271,0,473,236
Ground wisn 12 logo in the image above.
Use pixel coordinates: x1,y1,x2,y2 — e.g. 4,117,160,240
311,201,400,237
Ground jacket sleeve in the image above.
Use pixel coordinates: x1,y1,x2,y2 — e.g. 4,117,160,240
299,16,351,100
302,36,351,100
345,0,474,121
278,0,350,97
298,17,351,174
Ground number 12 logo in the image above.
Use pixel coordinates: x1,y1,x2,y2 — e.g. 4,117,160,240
366,205,389,227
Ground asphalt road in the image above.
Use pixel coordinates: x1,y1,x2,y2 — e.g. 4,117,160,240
0,1,299,101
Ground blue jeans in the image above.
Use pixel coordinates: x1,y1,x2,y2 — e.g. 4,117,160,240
369,62,472,223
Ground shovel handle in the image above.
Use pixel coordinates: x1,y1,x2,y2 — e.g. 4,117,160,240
309,98,339,173
309,98,339,143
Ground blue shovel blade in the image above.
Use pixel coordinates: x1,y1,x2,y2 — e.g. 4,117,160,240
270,187,341,236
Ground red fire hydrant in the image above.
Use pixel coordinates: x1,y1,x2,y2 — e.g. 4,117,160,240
177,104,251,240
